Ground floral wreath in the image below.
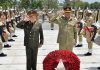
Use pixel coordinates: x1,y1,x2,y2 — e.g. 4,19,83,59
43,50,80,70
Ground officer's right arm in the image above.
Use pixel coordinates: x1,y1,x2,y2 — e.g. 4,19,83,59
17,14,29,29
16,21,25,29
49,15,61,24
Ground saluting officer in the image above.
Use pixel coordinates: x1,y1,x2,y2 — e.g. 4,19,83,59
17,10,44,70
50,6,77,51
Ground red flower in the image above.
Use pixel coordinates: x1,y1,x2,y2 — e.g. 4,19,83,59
43,50,80,70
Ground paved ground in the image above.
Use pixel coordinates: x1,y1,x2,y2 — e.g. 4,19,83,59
0,20,100,70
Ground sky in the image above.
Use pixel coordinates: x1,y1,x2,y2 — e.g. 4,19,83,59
58,0,100,3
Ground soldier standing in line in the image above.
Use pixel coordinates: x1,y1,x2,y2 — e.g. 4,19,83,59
6,10,15,42
0,11,7,57
47,9,55,30
50,6,77,51
10,9,17,37
0,11,11,48
96,9,100,35
17,10,44,70
98,9,100,21
42,11,45,23
75,10,84,47
97,9,100,70
83,10,95,56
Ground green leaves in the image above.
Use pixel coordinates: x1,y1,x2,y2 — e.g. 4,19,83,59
90,2,100,9
32,0,43,9
0,0,18,9
64,1,100,9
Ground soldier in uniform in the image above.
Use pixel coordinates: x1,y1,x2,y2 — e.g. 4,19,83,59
6,10,15,42
76,10,84,47
97,9,100,35
0,11,11,48
50,6,77,51
47,9,55,30
10,9,17,38
83,10,95,56
97,10,100,69
0,11,7,57
17,10,44,70
15,10,21,24
41,11,45,23
98,9,100,21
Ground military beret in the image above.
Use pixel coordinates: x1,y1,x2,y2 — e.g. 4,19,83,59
27,10,38,16
63,6,72,13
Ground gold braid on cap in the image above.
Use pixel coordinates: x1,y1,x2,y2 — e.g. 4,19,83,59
63,6,71,13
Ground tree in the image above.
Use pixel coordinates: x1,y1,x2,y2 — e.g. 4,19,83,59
90,2,100,9
20,0,30,9
43,0,59,9
0,0,13,9
32,0,43,9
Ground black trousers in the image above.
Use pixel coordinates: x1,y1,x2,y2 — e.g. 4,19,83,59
26,46,38,70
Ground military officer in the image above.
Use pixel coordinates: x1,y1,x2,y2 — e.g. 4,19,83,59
50,6,77,51
17,10,44,70
83,10,95,56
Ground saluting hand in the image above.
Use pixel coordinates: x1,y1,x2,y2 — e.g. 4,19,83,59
23,14,29,21
57,10,64,17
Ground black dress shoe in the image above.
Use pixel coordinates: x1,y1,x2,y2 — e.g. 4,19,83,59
84,52,92,56
8,39,15,41
4,44,11,48
51,29,54,30
0,53,7,57
12,35,17,37
75,44,82,47
51,28,54,30
97,67,100,69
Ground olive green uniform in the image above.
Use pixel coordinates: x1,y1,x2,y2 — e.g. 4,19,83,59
50,16,77,51
17,21,44,70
